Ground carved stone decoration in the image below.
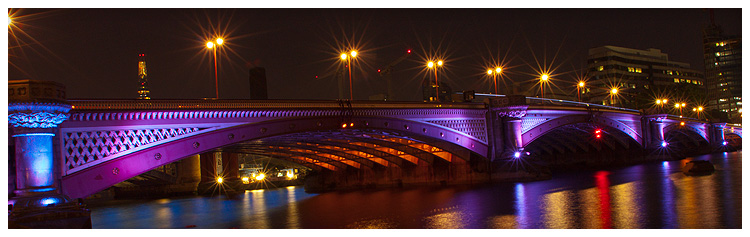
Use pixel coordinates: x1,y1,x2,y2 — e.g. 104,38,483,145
495,105,529,118
8,102,72,128
645,114,668,122
8,111,70,128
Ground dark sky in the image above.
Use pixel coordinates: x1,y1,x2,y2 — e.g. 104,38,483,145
8,8,741,101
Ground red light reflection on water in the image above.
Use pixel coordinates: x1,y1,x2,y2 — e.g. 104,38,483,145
594,171,611,228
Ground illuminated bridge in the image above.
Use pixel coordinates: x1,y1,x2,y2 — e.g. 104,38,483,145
8,80,742,200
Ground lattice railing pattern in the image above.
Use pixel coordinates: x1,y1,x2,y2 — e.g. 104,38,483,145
63,127,204,174
521,117,550,133
423,119,488,143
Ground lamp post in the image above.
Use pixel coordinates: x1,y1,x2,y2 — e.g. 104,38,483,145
539,74,549,98
577,81,585,102
675,102,686,117
656,98,668,113
487,67,502,94
341,50,358,100
692,106,704,118
610,87,619,106
206,38,224,99
427,60,443,102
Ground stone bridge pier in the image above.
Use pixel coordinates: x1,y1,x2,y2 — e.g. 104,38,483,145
8,80,76,209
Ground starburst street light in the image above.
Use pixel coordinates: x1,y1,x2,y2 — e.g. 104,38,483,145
539,73,550,98
206,37,224,99
340,50,358,100
427,60,444,102
577,81,585,102
675,102,687,117
487,66,503,94
609,87,619,106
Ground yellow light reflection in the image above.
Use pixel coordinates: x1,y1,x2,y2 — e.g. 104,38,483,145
286,186,300,228
610,182,641,228
578,187,602,228
486,215,518,229
542,190,573,228
423,211,467,229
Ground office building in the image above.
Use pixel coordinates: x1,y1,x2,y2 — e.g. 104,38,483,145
587,46,704,108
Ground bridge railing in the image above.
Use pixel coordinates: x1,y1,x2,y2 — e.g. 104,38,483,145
473,93,640,113
68,99,487,111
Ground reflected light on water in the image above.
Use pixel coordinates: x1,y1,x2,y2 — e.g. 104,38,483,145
423,210,467,229
487,215,517,229
542,190,573,228
698,175,719,228
661,162,678,228
611,181,641,228
285,186,300,228
514,183,528,228
594,171,611,228
248,189,270,228
676,175,698,227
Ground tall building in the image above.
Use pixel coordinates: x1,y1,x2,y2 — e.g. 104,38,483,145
587,46,704,107
137,54,151,99
703,24,741,120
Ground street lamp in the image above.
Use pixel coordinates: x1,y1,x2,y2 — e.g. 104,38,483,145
540,74,549,98
206,38,224,99
577,81,585,102
693,106,704,118
487,67,503,94
675,102,686,117
610,87,619,106
427,60,444,102
341,50,358,100
656,98,668,113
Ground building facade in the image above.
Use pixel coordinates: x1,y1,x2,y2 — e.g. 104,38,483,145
703,25,741,120
587,46,704,108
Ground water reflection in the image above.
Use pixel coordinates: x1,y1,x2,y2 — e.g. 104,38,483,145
89,151,742,229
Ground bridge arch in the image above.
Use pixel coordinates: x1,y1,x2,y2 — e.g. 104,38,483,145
662,123,711,153
60,116,488,198
521,114,642,148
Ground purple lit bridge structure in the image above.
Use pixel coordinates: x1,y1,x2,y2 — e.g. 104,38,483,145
8,80,742,201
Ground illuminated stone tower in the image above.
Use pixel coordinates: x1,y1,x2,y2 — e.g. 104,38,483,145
137,54,151,99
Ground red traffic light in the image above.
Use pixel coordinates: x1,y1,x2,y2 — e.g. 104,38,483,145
407,49,411,54
594,129,602,138
377,69,381,73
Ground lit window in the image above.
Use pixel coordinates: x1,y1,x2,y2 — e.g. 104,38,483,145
598,66,604,71
737,102,742,105
666,70,673,75
720,99,727,102
635,68,642,73
716,52,721,57
674,78,679,83
627,67,634,72
680,79,686,83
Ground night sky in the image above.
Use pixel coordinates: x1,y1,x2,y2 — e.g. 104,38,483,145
8,8,742,101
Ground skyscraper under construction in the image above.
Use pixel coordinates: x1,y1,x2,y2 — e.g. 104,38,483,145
137,53,151,99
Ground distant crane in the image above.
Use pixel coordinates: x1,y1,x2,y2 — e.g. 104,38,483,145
377,49,412,101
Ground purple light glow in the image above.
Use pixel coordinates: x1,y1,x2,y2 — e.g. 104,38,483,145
722,141,727,146
661,141,668,147
514,152,521,158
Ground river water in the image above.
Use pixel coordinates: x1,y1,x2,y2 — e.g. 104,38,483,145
89,151,742,229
